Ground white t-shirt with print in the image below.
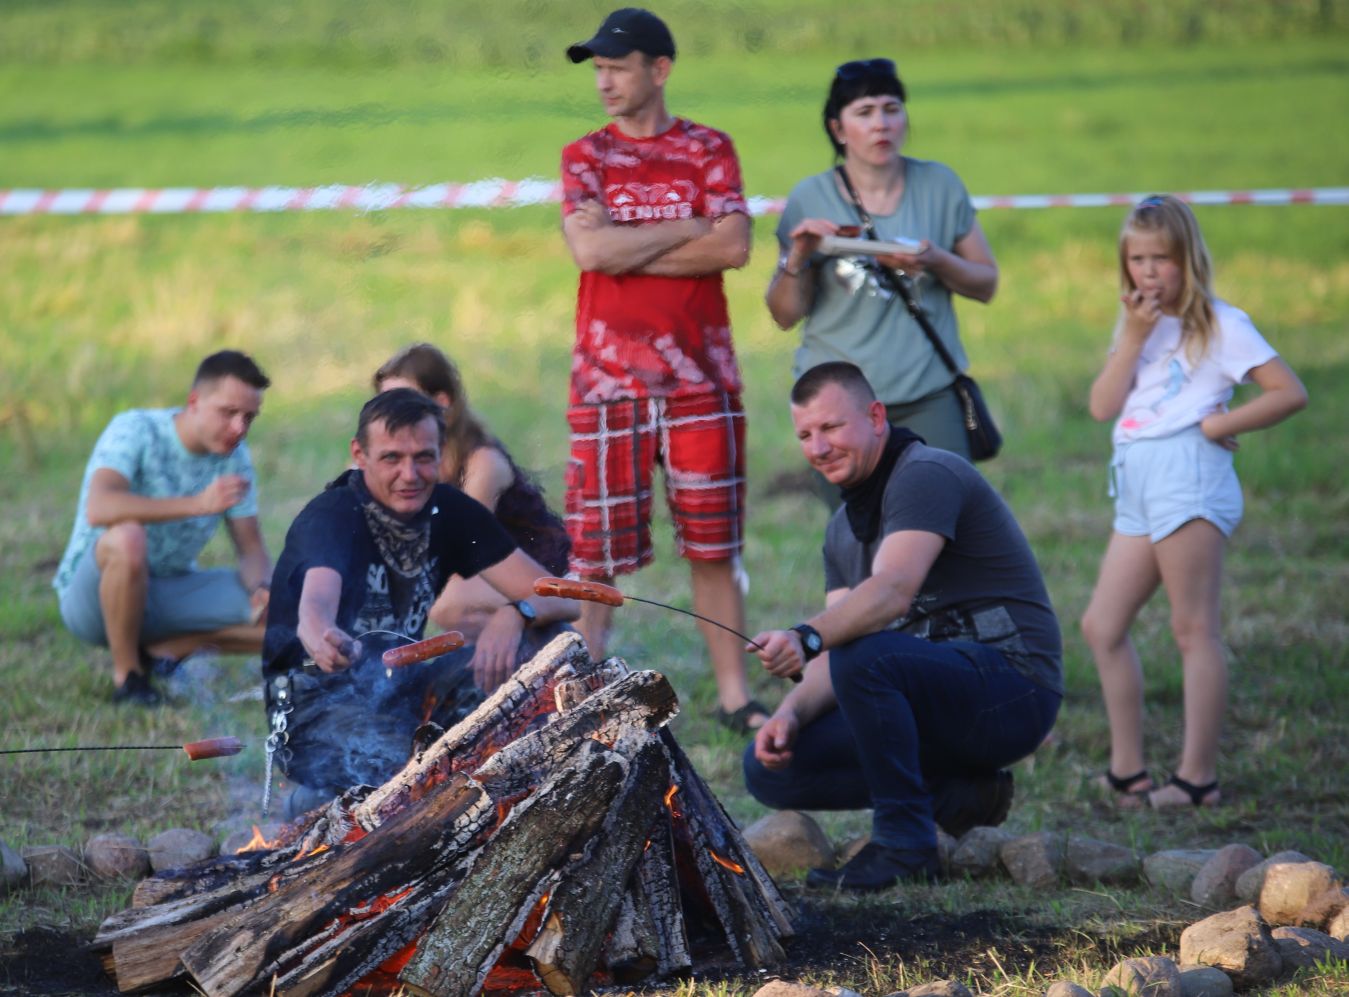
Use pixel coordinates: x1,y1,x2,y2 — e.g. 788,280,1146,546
1113,300,1278,447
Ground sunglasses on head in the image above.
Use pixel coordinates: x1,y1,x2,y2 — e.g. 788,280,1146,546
835,57,897,82
1137,195,1167,208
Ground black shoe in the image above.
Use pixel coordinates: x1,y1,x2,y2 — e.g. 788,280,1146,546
930,770,1014,838
112,671,163,707
805,842,941,892
140,647,182,678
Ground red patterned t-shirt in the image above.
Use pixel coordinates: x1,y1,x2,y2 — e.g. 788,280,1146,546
561,118,748,403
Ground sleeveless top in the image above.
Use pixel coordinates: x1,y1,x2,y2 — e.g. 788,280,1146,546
461,443,571,577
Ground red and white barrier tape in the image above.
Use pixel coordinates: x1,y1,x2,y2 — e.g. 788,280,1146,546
0,181,1344,217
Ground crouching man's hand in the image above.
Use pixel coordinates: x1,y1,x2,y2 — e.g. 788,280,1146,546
753,710,800,771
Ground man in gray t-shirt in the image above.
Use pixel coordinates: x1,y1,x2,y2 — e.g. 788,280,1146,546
744,363,1062,891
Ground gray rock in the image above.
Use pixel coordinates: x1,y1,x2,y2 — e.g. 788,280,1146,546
1179,905,1282,990
1270,925,1349,975
20,845,84,886
1258,861,1342,927
1064,836,1140,886
84,833,150,881
935,828,957,874
1295,885,1349,929
1000,831,1066,889
1328,906,1349,941
827,989,866,997
751,983,833,997
1043,983,1094,997
907,982,973,997
146,828,216,873
951,826,1016,878
1101,955,1183,996
0,839,28,895
742,811,835,876
1191,844,1262,909
1176,965,1233,997
1144,848,1217,895
1234,850,1312,904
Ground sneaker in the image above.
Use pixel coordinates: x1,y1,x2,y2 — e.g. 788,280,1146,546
112,670,163,707
930,770,1014,838
805,842,940,892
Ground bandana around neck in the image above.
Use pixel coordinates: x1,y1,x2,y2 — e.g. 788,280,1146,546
839,426,924,543
347,471,432,580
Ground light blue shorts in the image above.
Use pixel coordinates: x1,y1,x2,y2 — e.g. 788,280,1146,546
1110,426,1243,543
58,551,252,647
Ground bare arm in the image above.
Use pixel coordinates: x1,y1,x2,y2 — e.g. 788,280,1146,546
1201,356,1309,444
876,220,999,303
459,446,515,513
296,567,355,672
562,200,709,275
225,516,272,620
636,212,751,277
1088,293,1160,422
748,529,945,681
765,217,839,329
85,467,249,527
469,549,581,692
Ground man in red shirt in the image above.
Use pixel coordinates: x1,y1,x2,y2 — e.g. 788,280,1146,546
562,8,762,732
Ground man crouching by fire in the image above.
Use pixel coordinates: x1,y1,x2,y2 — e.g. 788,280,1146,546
261,389,579,818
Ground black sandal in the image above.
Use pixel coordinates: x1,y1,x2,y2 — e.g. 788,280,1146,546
1101,769,1152,807
715,699,769,735
1151,774,1220,810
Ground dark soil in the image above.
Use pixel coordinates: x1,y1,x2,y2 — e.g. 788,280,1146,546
0,900,1182,996
0,927,122,997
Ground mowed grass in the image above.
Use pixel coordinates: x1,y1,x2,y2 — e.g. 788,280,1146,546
1,3,1347,993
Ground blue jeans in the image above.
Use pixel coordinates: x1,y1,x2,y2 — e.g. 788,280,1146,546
743,632,1060,852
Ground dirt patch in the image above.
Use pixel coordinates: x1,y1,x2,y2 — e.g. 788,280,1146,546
0,927,121,997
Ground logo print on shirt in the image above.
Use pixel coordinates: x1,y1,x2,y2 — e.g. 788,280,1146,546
606,181,696,222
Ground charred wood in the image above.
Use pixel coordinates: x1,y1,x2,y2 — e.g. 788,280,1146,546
398,739,627,997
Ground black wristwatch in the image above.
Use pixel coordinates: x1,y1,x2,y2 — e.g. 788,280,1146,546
790,623,824,662
510,599,538,626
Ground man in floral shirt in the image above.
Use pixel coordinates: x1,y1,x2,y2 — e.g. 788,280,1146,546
561,8,762,732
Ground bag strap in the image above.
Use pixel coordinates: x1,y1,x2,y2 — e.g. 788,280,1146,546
833,165,962,377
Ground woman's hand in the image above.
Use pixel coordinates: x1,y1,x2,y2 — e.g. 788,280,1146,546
876,238,935,277
786,218,841,271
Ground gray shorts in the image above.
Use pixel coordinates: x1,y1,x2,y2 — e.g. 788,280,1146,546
1110,426,1243,543
58,550,252,647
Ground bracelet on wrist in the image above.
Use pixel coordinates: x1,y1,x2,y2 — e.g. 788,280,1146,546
777,258,807,278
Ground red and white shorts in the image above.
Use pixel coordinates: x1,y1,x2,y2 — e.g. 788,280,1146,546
565,391,746,580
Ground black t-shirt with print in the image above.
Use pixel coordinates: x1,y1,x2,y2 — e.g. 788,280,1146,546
263,471,516,677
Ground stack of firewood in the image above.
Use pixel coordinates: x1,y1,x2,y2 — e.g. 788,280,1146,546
91,632,795,997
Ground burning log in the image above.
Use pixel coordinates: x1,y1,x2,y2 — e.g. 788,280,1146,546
91,631,794,997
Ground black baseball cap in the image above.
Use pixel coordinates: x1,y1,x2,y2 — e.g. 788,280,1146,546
566,8,676,63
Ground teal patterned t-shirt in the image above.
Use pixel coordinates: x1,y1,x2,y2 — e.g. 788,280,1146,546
53,408,258,595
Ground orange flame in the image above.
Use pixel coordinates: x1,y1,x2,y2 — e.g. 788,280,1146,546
708,849,745,875
235,824,279,853
663,784,682,818
292,842,330,862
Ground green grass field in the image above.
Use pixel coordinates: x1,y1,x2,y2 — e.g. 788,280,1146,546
1,2,1347,994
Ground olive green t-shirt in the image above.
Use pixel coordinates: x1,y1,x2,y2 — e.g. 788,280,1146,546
777,159,976,405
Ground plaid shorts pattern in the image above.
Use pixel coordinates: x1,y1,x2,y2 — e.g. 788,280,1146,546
565,392,746,579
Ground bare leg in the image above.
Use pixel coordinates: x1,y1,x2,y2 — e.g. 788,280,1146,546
1080,532,1161,790
428,574,507,642
576,575,616,662
146,623,265,662
689,558,761,723
94,524,150,686
1149,519,1227,807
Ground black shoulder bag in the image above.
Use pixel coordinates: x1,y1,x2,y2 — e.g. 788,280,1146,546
834,165,1002,461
